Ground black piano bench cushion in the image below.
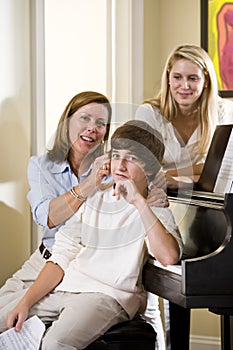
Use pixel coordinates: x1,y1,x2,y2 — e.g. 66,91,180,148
85,315,157,350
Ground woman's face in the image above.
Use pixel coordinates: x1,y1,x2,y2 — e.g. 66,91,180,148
68,102,108,156
169,58,206,111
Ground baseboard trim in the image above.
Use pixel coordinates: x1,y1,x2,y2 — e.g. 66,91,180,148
190,335,221,350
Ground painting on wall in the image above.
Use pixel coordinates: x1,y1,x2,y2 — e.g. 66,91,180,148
201,0,233,97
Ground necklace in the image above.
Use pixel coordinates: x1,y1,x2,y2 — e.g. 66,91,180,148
185,106,200,118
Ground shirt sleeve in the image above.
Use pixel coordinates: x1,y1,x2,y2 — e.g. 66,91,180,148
150,207,184,260
48,211,83,271
27,155,72,228
27,156,53,227
218,98,233,124
135,104,160,129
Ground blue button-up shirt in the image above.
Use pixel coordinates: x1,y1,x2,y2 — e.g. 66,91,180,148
27,153,112,249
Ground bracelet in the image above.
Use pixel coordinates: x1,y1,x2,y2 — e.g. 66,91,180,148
70,187,86,202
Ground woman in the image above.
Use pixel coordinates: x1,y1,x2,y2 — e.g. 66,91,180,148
135,44,233,189
2,120,183,349
136,44,233,349
0,91,112,301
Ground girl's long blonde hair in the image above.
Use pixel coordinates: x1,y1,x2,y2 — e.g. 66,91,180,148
144,44,219,155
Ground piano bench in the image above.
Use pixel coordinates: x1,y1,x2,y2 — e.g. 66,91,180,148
85,315,157,350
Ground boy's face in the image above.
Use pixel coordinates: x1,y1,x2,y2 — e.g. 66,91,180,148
111,148,147,189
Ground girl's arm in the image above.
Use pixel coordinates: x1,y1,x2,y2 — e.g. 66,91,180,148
166,163,204,178
6,262,64,332
163,164,204,190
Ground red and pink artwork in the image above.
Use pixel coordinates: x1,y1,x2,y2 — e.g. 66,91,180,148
217,3,233,90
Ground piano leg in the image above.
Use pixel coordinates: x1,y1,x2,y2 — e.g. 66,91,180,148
220,315,233,350
164,300,190,350
209,308,233,350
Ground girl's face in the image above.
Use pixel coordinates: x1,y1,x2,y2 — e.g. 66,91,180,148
68,102,108,157
111,149,148,191
169,58,206,111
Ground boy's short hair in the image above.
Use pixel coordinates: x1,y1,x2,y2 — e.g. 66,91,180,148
111,120,164,180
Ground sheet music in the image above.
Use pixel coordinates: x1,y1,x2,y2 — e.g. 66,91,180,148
0,315,45,350
214,129,233,194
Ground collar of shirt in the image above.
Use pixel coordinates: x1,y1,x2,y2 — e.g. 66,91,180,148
49,158,93,181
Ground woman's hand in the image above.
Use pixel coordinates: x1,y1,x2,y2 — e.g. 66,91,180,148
79,153,111,197
48,153,111,228
6,303,29,332
90,153,111,185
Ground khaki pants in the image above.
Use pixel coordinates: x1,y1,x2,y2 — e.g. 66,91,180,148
0,248,164,349
0,251,128,349
0,290,128,349
0,250,128,349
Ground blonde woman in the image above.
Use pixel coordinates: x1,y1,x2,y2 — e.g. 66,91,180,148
135,44,233,189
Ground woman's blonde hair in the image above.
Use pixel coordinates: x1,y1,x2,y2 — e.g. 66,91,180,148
47,91,112,162
144,44,219,154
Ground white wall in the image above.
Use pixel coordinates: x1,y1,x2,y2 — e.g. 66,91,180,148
0,0,31,286
44,0,109,145
44,0,144,144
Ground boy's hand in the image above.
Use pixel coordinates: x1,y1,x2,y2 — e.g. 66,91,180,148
6,304,29,332
113,180,141,204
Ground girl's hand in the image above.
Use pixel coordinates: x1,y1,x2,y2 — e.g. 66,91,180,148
6,304,29,332
165,173,193,189
147,184,169,207
153,171,167,189
165,174,179,189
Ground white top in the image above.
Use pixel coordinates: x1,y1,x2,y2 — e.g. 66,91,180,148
135,98,233,171
48,185,183,319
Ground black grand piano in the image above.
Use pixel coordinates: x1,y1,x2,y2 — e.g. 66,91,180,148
143,125,233,350
143,190,233,349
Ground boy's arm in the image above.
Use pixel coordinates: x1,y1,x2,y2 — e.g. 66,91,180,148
6,261,64,332
6,203,83,333
135,196,180,266
114,180,181,266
